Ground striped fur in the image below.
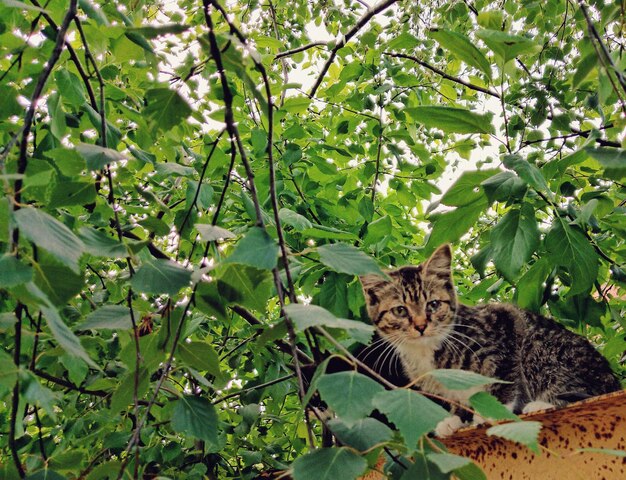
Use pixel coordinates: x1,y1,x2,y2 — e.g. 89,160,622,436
360,244,621,414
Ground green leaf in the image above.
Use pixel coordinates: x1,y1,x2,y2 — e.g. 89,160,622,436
450,462,487,480
109,368,149,415
477,11,503,30
0,349,19,393
502,155,550,194
144,88,193,131
49,181,96,207
279,208,313,231
195,224,236,242
372,389,449,449
24,470,67,480
427,369,509,390
25,284,98,369
572,52,597,88
217,265,273,312
490,204,539,281
545,218,598,295
1,0,48,13
487,421,542,453
316,272,350,318
78,227,127,258
429,29,491,79
78,305,134,330
131,259,192,296
177,341,222,377
405,106,495,134
441,170,500,207
301,226,357,241
387,32,420,50
55,69,86,107
34,258,84,306
317,243,385,276
13,208,84,273
426,453,471,474
225,227,279,271
401,452,448,480
47,93,66,139
78,0,109,25
575,448,626,457
364,215,392,246
283,304,374,334
476,29,541,63
0,255,33,288
154,162,196,177
327,418,393,452
75,143,126,171
292,447,367,480
481,171,527,203
317,371,384,426
22,372,59,420
171,396,220,448
425,197,489,252
470,392,519,421
282,96,311,114
126,23,188,38
0,85,22,118
515,258,551,311
585,147,626,180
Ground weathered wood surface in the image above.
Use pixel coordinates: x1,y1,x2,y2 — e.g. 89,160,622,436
442,389,626,480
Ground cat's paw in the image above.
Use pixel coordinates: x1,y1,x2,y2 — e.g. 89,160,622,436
472,413,486,426
522,401,555,414
435,415,465,438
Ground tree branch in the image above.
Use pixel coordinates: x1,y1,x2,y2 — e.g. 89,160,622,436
578,0,626,113
384,52,501,99
274,41,327,61
10,305,25,478
308,0,400,98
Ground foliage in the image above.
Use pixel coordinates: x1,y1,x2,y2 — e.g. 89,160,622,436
0,0,625,478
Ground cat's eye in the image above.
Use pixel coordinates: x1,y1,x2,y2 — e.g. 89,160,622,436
426,300,441,312
391,306,409,317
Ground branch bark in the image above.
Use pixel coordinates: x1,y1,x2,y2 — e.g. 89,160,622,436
308,0,400,98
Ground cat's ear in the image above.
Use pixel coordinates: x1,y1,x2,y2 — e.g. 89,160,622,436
425,244,452,275
359,274,387,318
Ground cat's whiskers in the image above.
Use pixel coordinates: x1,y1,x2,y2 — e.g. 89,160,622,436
447,328,484,350
440,335,464,361
446,331,481,359
432,324,481,362
358,337,395,365
373,340,398,373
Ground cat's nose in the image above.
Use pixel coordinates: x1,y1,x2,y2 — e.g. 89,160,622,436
414,324,427,335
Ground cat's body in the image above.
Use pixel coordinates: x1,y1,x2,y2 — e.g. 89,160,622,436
360,245,621,433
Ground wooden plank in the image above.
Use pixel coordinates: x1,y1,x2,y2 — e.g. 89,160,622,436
442,390,626,480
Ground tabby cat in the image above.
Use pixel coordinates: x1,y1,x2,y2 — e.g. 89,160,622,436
360,244,621,436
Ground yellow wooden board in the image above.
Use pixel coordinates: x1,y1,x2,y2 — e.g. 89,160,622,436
442,389,626,480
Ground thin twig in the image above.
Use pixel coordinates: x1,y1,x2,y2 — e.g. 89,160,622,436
10,305,25,478
11,0,77,236
212,374,295,404
177,130,225,254
33,369,108,397
207,1,313,447
371,95,384,203
578,0,626,111
230,306,313,364
274,41,327,61
308,0,400,97
384,52,500,98
267,0,289,106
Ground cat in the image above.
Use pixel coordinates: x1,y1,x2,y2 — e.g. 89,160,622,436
359,244,621,437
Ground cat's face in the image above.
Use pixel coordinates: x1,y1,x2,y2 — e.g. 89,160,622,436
360,244,458,344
